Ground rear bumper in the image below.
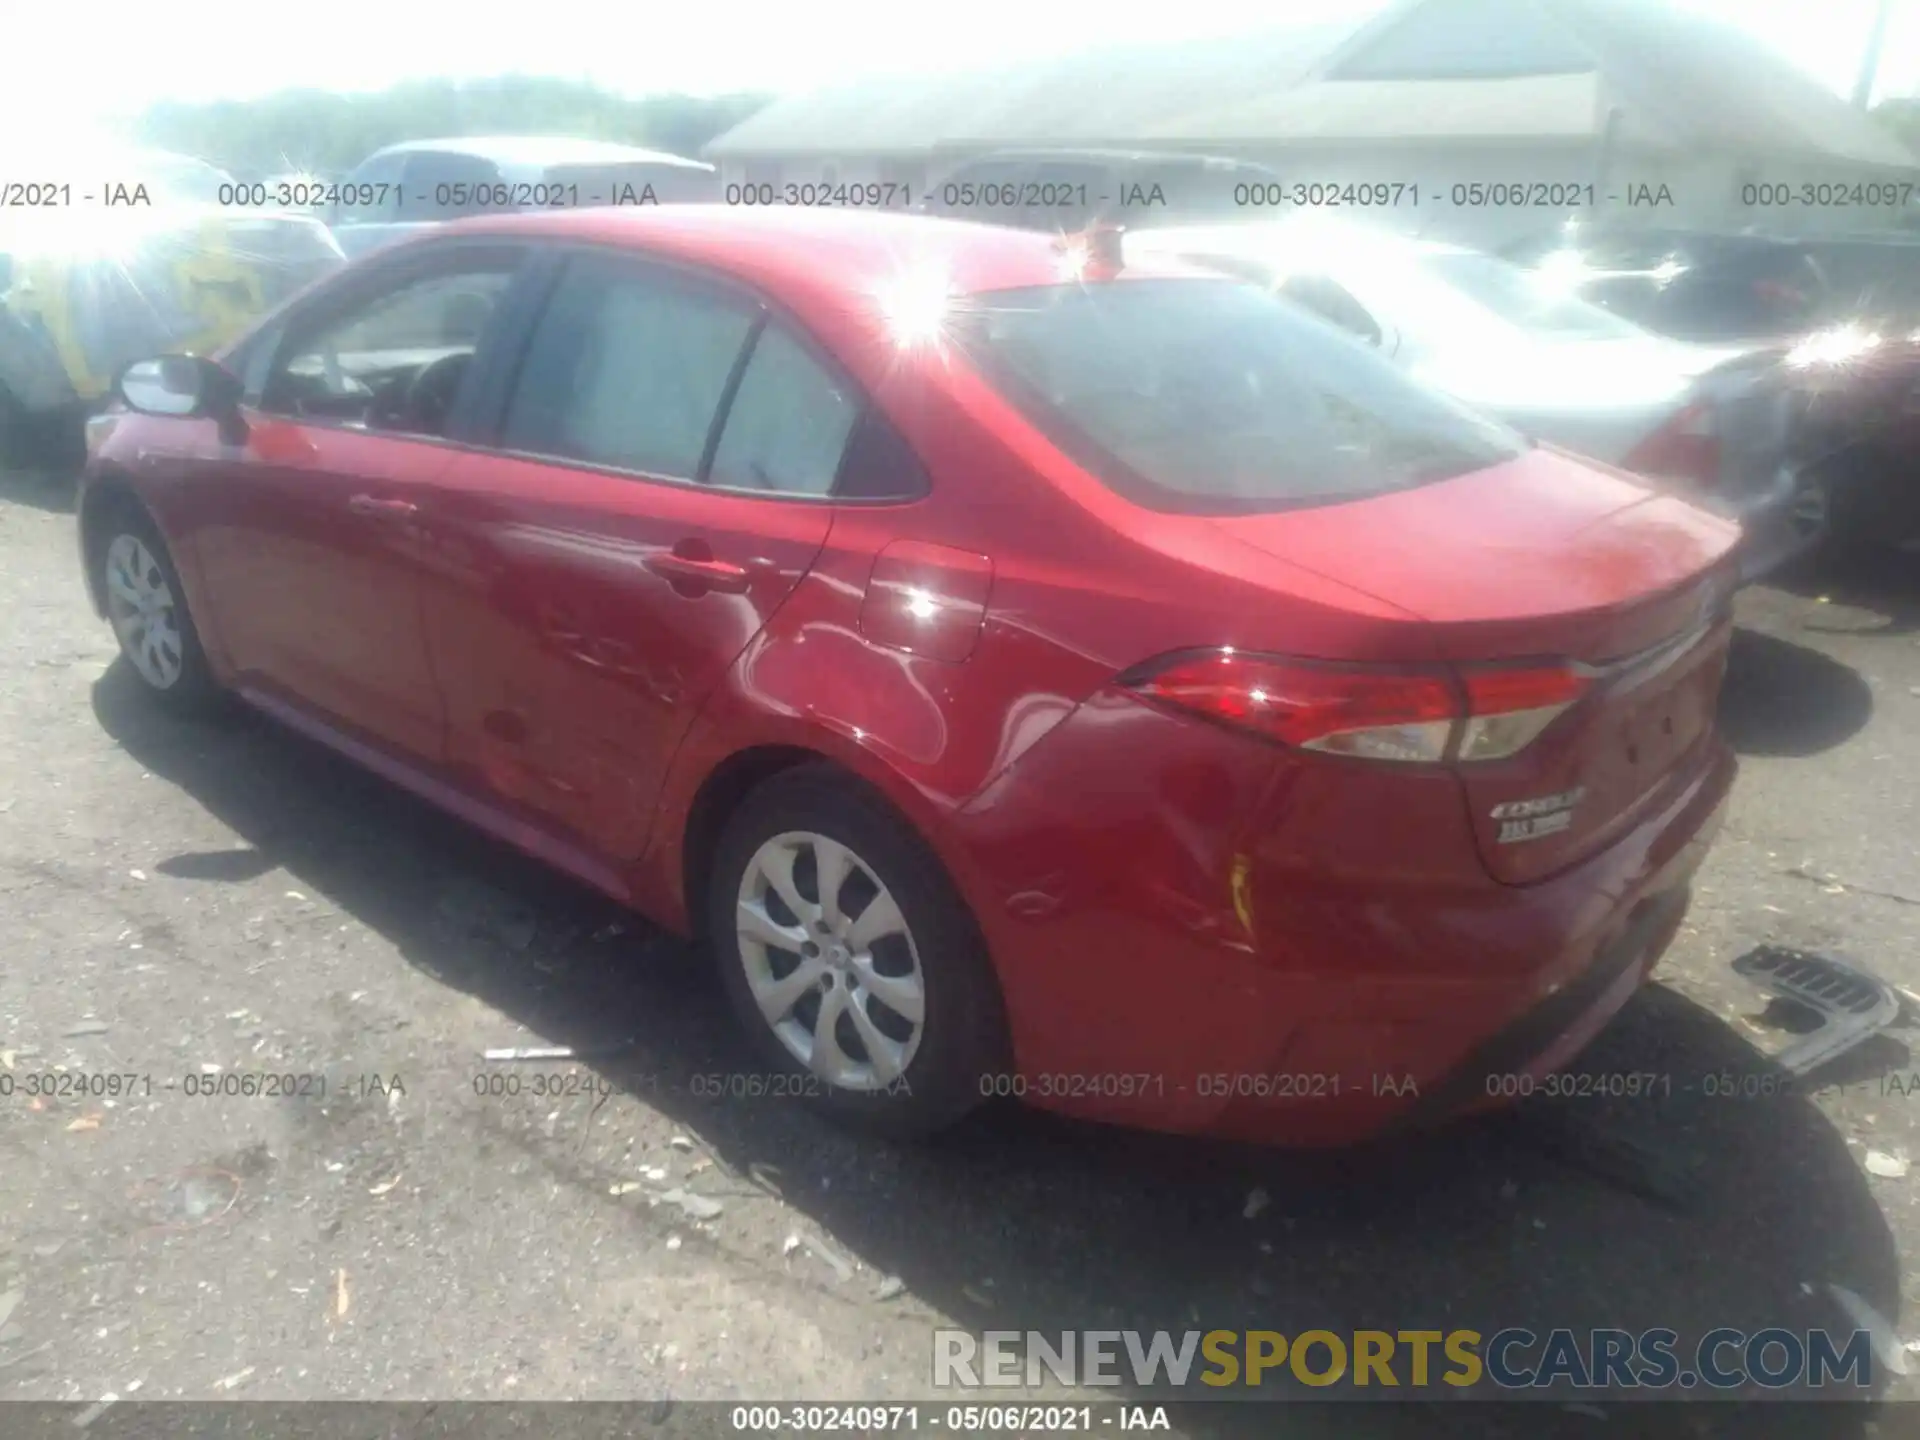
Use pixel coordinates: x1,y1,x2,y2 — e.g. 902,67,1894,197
1378,880,1694,1137
951,692,1737,1147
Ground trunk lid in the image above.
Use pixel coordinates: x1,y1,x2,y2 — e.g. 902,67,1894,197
1212,446,1740,882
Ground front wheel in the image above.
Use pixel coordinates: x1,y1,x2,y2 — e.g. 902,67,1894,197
96,507,223,714
706,766,1008,1138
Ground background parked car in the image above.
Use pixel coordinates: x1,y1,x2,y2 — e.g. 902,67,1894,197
1129,218,1828,582
0,143,344,466
1501,221,1920,549
917,147,1287,232
325,136,720,258
1499,225,1836,344
258,172,340,214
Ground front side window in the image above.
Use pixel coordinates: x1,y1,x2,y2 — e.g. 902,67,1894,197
260,260,518,435
708,325,860,496
501,256,756,479
953,278,1525,514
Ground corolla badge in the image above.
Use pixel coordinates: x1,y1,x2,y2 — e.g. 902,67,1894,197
1490,787,1586,844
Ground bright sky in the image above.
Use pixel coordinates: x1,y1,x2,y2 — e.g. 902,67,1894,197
5,0,1915,131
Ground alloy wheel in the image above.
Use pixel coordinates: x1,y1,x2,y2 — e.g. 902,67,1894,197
734,830,927,1091
103,533,184,690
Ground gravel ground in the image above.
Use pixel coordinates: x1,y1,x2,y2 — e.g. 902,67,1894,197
1,464,1918,1437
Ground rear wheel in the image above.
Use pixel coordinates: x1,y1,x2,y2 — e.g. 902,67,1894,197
706,766,1007,1138
96,506,222,714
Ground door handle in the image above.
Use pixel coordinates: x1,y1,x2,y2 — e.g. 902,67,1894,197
348,494,419,520
644,551,752,594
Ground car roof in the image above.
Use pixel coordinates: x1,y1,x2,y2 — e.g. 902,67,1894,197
363,135,713,171
435,205,1203,342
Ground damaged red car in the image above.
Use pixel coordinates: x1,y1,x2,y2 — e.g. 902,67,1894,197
78,207,1739,1145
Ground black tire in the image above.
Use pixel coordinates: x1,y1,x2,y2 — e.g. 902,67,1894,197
706,764,1009,1139
92,501,224,716
1819,440,1920,551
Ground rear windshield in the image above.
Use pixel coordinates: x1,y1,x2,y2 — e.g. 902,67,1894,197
953,279,1527,514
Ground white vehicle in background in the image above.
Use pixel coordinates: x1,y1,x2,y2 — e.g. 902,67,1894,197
1127,218,1831,583
325,136,720,259
257,172,338,213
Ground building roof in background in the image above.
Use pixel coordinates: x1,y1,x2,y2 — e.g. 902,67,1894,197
1539,0,1918,168
705,0,1919,170
704,16,1371,157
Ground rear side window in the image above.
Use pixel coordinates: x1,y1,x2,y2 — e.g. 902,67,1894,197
502,257,756,479
708,325,860,496
835,408,931,501
954,279,1526,515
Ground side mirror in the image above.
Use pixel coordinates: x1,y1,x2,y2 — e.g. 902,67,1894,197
115,354,248,441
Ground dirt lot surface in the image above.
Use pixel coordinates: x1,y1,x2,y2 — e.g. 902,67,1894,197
2,463,1918,1437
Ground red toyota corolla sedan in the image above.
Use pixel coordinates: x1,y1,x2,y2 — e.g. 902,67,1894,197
78,206,1740,1146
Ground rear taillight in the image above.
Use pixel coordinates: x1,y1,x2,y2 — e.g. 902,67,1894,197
1623,401,1721,488
1125,650,1591,764
1457,663,1591,762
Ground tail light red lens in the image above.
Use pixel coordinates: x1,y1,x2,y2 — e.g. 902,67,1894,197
1125,651,1591,764
1623,400,1721,488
